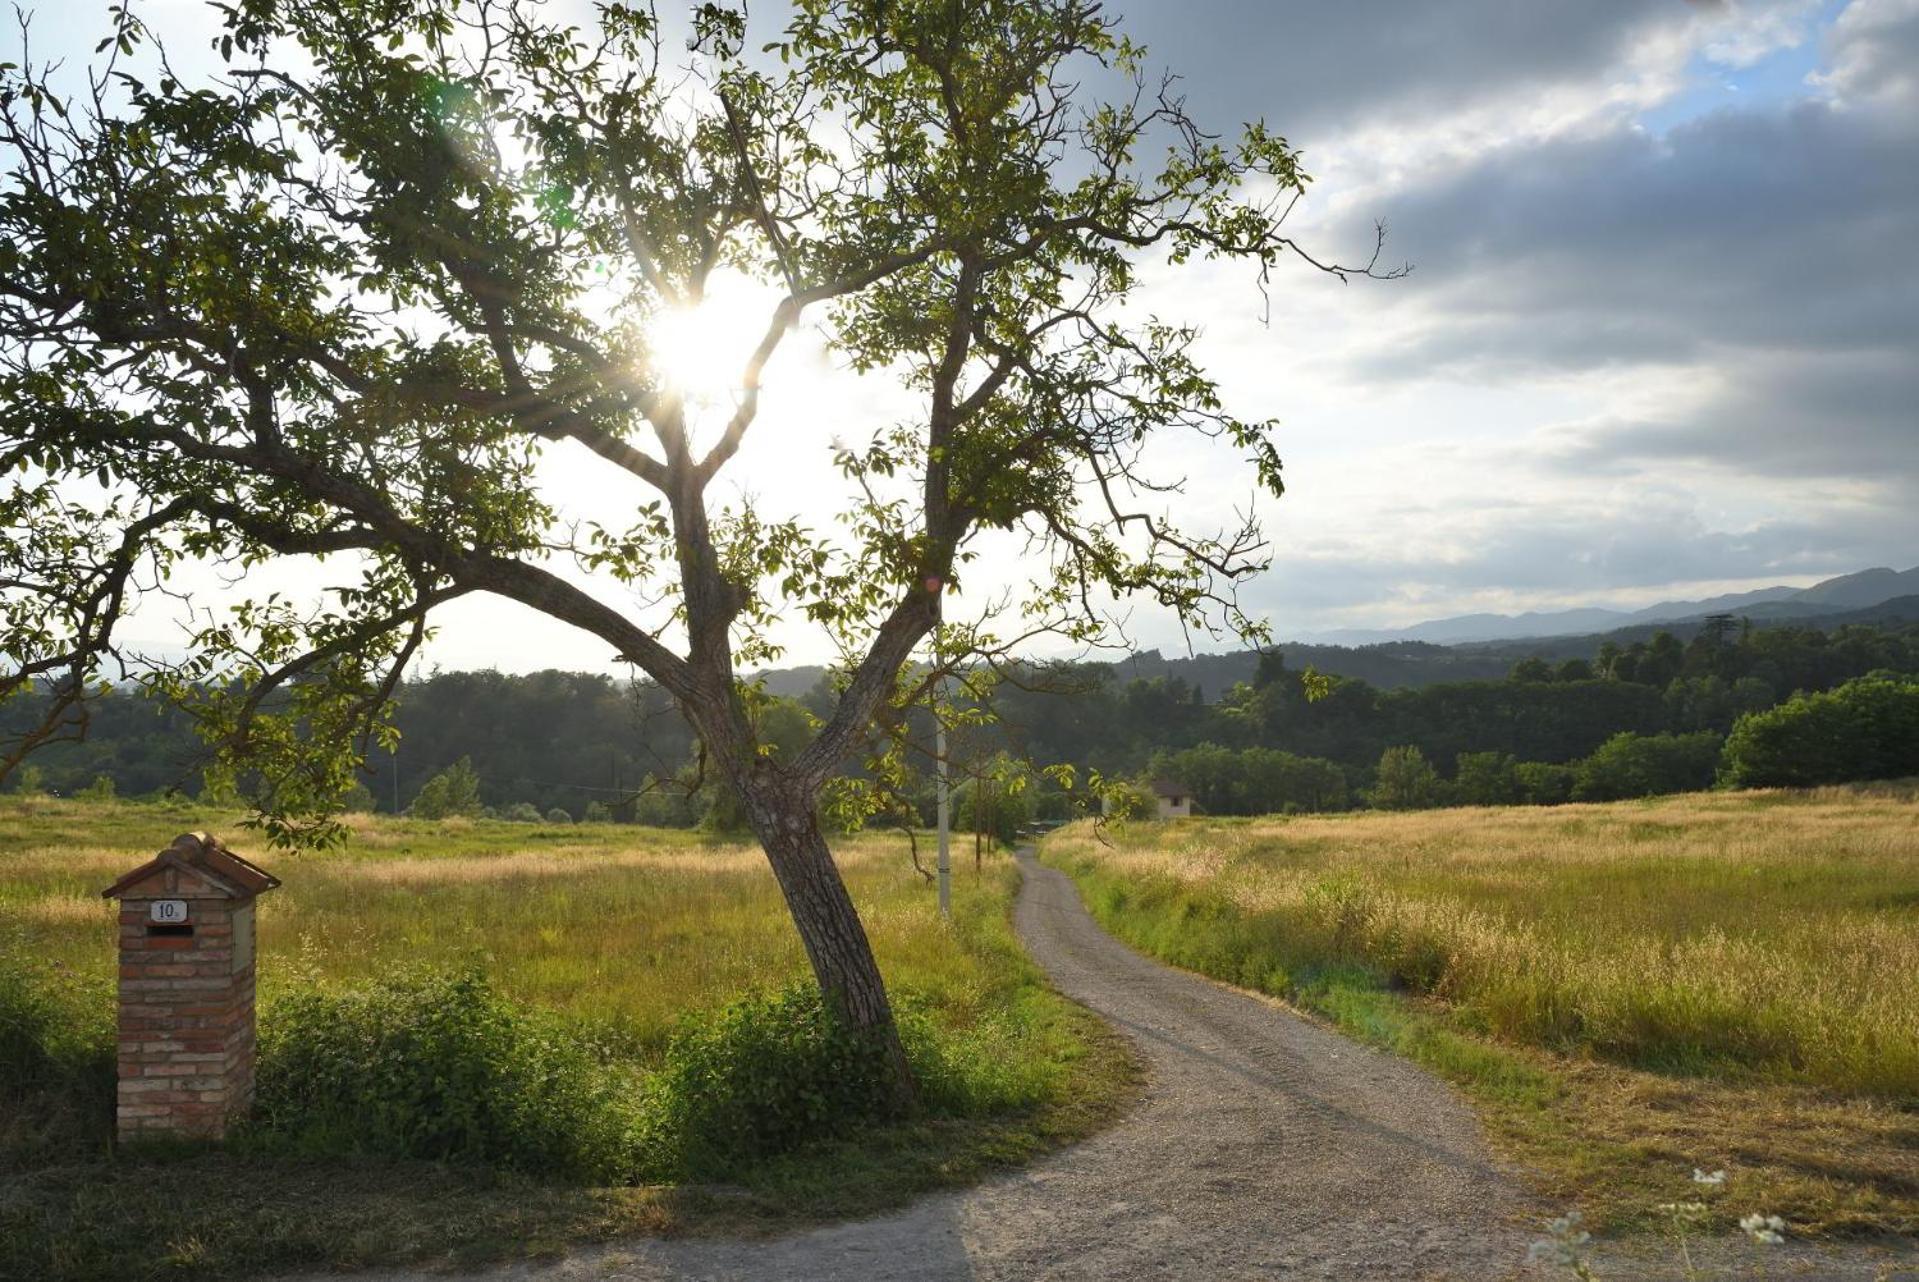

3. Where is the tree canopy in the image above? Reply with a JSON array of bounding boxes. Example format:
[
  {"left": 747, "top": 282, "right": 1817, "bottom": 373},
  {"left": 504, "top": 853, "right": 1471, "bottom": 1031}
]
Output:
[
  {"left": 1, "top": 0, "right": 1396, "bottom": 1093},
  {"left": 0, "top": 0, "right": 1391, "bottom": 830}
]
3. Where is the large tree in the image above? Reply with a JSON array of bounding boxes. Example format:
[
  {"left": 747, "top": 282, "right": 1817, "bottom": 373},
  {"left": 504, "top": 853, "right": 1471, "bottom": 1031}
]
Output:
[{"left": 0, "top": 0, "right": 1390, "bottom": 1096}]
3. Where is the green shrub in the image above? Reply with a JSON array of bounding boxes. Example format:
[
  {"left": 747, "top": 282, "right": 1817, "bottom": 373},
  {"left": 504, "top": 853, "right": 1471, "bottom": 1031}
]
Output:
[
  {"left": 634, "top": 779, "right": 701, "bottom": 827},
  {"left": 5, "top": 944, "right": 1060, "bottom": 1188},
  {"left": 1453, "top": 751, "right": 1519, "bottom": 806},
  {"left": 895, "top": 994, "right": 1058, "bottom": 1120},
  {"left": 501, "top": 801, "right": 544, "bottom": 823},
  {"left": 1513, "top": 760, "right": 1575, "bottom": 805},
  {"left": 1572, "top": 730, "right": 1722, "bottom": 801},
  {"left": 254, "top": 969, "right": 642, "bottom": 1182},
  {"left": 1721, "top": 675, "right": 1919, "bottom": 788},
  {"left": 0, "top": 955, "right": 114, "bottom": 1157},
  {"left": 544, "top": 806, "right": 573, "bottom": 824},
  {"left": 640, "top": 983, "right": 908, "bottom": 1179},
  {"left": 408, "top": 757, "right": 483, "bottom": 819},
  {"left": 1367, "top": 745, "right": 1440, "bottom": 810},
  {"left": 955, "top": 773, "right": 1034, "bottom": 844}
]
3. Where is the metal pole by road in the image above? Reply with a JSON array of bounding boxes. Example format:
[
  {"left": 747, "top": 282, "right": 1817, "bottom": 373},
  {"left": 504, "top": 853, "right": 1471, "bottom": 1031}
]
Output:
[{"left": 935, "top": 680, "right": 951, "bottom": 920}]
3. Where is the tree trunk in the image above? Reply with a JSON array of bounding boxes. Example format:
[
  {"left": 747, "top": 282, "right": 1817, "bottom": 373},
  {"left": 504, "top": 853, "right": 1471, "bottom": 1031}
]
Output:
[{"left": 742, "top": 772, "right": 917, "bottom": 1112}]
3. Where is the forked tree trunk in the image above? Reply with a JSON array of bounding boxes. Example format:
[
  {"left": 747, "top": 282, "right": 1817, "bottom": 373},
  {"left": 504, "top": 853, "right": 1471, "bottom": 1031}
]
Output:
[{"left": 741, "top": 774, "right": 917, "bottom": 1112}]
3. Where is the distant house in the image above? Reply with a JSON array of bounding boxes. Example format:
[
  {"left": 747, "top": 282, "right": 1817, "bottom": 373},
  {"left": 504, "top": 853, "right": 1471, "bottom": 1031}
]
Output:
[
  {"left": 1099, "top": 777, "right": 1195, "bottom": 820},
  {"left": 1150, "top": 778, "right": 1192, "bottom": 820}
]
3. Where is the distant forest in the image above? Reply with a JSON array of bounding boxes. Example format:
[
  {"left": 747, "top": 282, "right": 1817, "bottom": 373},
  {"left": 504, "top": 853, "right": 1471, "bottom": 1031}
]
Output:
[{"left": 6, "top": 617, "right": 1917, "bottom": 824}]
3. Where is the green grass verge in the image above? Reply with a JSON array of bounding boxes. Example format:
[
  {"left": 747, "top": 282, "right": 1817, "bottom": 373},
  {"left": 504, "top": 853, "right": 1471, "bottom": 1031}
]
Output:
[{"left": 2, "top": 1001, "right": 1134, "bottom": 1282}]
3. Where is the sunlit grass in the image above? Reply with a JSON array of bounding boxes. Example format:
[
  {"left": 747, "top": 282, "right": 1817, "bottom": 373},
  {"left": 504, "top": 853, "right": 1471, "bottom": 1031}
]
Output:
[{"left": 0, "top": 796, "right": 1021, "bottom": 1058}]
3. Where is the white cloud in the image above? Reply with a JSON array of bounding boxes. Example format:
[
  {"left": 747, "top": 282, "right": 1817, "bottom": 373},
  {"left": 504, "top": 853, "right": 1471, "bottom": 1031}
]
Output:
[{"left": 1813, "top": 0, "right": 1919, "bottom": 107}]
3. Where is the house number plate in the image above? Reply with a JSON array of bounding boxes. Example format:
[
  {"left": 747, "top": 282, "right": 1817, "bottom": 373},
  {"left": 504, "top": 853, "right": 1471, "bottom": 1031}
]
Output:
[{"left": 149, "top": 899, "right": 189, "bottom": 924}]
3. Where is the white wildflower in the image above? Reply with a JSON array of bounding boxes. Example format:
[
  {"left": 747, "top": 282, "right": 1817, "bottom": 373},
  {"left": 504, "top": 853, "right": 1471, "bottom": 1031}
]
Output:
[
  {"left": 1527, "top": 1212, "right": 1592, "bottom": 1272},
  {"left": 1527, "top": 1239, "right": 1575, "bottom": 1267},
  {"left": 1656, "top": 1200, "right": 1708, "bottom": 1217},
  {"left": 1692, "top": 1168, "right": 1727, "bottom": 1187},
  {"left": 1740, "top": 1212, "right": 1787, "bottom": 1245}
]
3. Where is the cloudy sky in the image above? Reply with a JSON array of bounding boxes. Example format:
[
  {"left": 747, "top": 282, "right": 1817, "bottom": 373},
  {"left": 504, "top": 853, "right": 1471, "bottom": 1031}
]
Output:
[
  {"left": 24, "top": 0, "right": 1919, "bottom": 670},
  {"left": 1105, "top": 0, "right": 1919, "bottom": 640}
]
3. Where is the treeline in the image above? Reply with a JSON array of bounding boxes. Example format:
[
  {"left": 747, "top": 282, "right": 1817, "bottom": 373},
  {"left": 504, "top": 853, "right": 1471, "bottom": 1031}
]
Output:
[
  {"left": 1150, "top": 673, "right": 1919, "bottom": 816},
  {"left": 1148, "top": 729, "right": 1728, "bottom": 816},
  {"left": 983, "top": 619, "right": 1917, "bottom": 772},
  {"left": 0, "top": 670, "right": 697, "bottom": 820},
  {"left": 4, "top": 620, "right": 1916, "bottom": 822}
]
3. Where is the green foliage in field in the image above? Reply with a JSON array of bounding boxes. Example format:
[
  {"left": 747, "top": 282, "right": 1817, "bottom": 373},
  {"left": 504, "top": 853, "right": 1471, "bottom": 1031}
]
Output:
[
  {"left": 640, "top": 984, "right": 907, "bottom": 1179},
  {"left": 409, "top": 756, "right": 484, "bottom": 819},
  {"left": 1722, "top": 676, "right": 1919, "bottom": 788},
  {"left": 1367, "top": 744, "right": 1441, "bottom": 810},
  {"left": 0, "top": 956, "right": 114, "bottom": 1159},
  {"left": 1147, "top": 743, "right": 1350, "bottom": 815},
  {"left": 951, "top": 758, "right": 1035, "bottom": 846},
  {"left": 75, "top": 774, "right": 115, "bottom": 802},
  {"left": 1570, "top": 730, "right": 1722, "bottom": 801},
  {"left": 1513, "top": 759, "right": 1576, "bottom": 805},
  {"left": 255, "top": 969, "right": 647, "bottom": 1182},
  {"left": 0, "top": 798, "right": 1087, "bottom": 1096},
  {"left": 1452, "top": 751, "right": 1520, "bottom": 806}
]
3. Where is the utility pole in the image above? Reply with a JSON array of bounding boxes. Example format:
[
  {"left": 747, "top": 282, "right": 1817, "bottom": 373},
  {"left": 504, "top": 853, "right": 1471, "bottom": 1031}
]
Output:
[{"left": 935, "top": 677, "right": 951, "bottom": 921}]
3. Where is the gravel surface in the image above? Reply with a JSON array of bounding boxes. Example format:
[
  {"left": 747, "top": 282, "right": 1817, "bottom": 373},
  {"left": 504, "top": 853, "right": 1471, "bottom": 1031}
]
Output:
[{"left": 308, "top": 849, "right": 1916, "bottom": 1281}]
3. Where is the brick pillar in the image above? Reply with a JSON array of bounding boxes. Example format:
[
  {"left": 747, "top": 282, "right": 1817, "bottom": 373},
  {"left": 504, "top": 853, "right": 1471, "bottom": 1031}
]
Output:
[{"left": 101, "top": 833, "right": 278, "bottom": 1142}]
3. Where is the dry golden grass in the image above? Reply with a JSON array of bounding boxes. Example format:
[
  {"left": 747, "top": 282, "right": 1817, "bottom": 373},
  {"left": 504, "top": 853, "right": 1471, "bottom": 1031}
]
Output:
[
  {"left": 1046, "top": 783, "right": 1919, "bottom": 1233},
  {"left": 1048, "top": 786, "right": 1919, "bottom": 1096},
  {"left": 0, "top": 796, "right": 1020, "bottom": 1052}
]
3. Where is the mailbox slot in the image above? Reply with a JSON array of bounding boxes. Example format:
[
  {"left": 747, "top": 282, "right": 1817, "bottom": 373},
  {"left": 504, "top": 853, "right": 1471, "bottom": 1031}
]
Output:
[{"left": 146, "top": 923, "right": 195, "bottom": 938}]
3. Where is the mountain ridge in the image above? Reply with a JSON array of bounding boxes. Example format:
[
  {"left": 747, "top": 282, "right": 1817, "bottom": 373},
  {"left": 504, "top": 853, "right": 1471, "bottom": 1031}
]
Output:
[{"left": 1301, "top": 565, "right": 1918, "bottom": 646}]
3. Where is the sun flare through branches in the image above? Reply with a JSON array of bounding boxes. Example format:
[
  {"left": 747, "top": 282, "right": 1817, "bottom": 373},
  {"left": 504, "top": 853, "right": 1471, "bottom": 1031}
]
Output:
[{"left": 645, "top": 271, "right": 791, "bottom": 410}]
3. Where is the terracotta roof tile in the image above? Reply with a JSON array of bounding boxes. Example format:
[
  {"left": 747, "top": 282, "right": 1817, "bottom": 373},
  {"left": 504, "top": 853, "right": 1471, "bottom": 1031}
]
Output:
[{"left": 101, "top": 833, "right": 281, "bottom": 901}]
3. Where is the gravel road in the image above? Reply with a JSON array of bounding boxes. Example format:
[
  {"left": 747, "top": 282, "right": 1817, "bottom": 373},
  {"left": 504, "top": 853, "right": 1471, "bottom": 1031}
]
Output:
[{"left": 307, "top": 849, "right": 1915, "bottom": 1281}]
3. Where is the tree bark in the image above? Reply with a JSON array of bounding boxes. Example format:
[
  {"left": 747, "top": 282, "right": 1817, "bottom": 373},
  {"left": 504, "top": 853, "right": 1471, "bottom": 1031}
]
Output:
[{"left": 741, "top": 767, "right": 917, "bottom": 1112}]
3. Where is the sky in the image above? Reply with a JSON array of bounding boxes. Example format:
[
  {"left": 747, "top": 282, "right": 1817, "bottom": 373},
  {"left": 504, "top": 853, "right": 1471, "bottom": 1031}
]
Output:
[{"left": 18, "top": 0, "right": 1919, "bottom": 672}]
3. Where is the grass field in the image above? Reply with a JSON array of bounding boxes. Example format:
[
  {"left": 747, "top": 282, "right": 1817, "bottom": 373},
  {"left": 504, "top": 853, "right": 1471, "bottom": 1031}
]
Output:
[
  {"left": 0, "top": 796, "right": 1132, "bottom": 1281},
  {"left": 1045, "top": 783, "right": 1919, "bottom": 1236}
]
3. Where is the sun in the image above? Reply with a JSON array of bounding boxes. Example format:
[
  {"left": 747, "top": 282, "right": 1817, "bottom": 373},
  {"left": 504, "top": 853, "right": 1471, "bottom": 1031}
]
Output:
[{"left": 646, "top": 270, "right": 789, "bottom": 409}]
